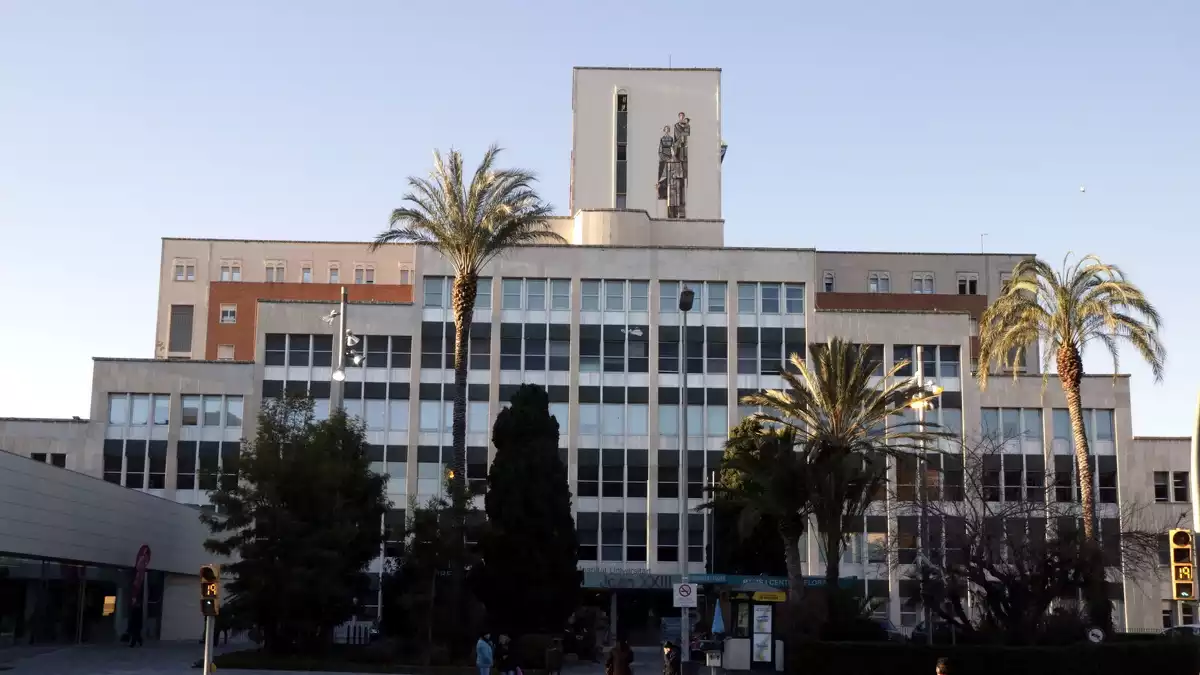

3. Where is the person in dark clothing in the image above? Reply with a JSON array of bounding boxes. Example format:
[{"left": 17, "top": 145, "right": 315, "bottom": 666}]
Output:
[
  {"left": 935, "top": 657, "right": 951, "bottom": 675},
  {"left": 606, "top": 639, "right": 634, "bottom": 675},
  {"left": 496, "top": 634, "right": 516, "bottom": 675},
  {"left": 127, "top": 608, "right": 144, "bottom": 647},
  {"left": 662, "top": 641, "right": 681, "bottom": 675}
]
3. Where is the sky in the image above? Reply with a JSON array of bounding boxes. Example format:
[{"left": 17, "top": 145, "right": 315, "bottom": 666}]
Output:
[{"left": 0, "top": 1, "right": 1196, "bottom": 435}]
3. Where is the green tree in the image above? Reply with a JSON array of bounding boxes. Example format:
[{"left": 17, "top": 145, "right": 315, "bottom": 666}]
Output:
[
  {"left": 711, "top": 418, "right": 812, "bottom": 607},
  {"left": 739, "top": 338, "right": 936, "bottom": 617},
  {"left": 977, "top": 254, "right": 1165, "bottom": 631},
  {"left": 473, "top": 384, "right": 581, "bottom": 635},
  {"left": 201, "top": 395, "right": 388, "bottom": 654},
  {"left": 710, "top": 419, "right": 787, "bottom": 576}
]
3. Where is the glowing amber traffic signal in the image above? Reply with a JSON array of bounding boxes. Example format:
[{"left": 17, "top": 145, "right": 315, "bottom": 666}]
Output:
[
  {"left": 200, "top": 564, "right": 221, "bottom": 616},
  {"left": 1170, "top": 529, "right": 1194, "bottom": 600}
]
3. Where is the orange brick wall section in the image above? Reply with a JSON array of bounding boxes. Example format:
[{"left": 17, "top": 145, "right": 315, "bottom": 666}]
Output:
[
  {"left": 206, "top": 282, "right": 414, "bottom": 361},
  {"left": 814, "top": 292, "right": 987, "bottom": 358}
]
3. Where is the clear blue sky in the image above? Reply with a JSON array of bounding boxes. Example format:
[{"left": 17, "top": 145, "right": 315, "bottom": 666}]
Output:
[{"left": 1, "top": 1, "right": 1196, "bottom": 435}]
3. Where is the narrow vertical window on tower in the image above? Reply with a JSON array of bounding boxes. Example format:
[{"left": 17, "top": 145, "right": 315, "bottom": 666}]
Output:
[{"left": 615, "top": 92, "right": 628, "bottom": 209}]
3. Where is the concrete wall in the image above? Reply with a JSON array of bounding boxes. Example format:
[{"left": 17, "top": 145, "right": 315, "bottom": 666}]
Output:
[
  {"left": 0, "top": 418, "right": 89, "bottom": 470},
  {"left": 570, "top": 210, "right": 724, "bottom": 248},
  {"left": 572, "top": 68, "right": 722, "bottom": 220},
  {"left": 0, "top": 449, "right": 220, "bottom": 575},
  {"left": 158, "top": 238, "right": 418, "bottom": 360}
]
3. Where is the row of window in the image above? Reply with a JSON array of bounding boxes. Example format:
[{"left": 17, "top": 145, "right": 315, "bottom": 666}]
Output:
[
  {"left": 107, "top": 394, "right": 243, "bottom": 428},
  {"left": 1154, "top": 471, "right": 1189, "bottom": 503},
  {"left": 29, "top": 453, "right": 66, "bottom": 468},
  {"left": 822, "top": 271, "right": 985, "bottom": 295},
  {"left": 174, "top": 259, "right": 411, "bottom": 285},
  {"left": 577, "top": 512, "right": 705, "bottom": 563},
  {"left": 422, "top": 277, "right": 805, "bottom": 315},
  {"left": 980, "top": 407, "right": 1116, "bottom": 443}
]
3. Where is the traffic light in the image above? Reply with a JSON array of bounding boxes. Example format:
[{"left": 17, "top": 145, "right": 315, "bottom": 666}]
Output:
[
  {"left": 200, "top": 564, "right": 221, "bottom": 616},
  {"left": 345, "top": 330, "right": 363, "bottom": 368},
  {"left": 1171, "top": 529, "right": 1194, "bottom": 600}
]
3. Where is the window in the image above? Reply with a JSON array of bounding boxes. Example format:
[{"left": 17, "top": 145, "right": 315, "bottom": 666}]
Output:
[
  {"left": 822, "top": 271, "right": 835, "bottom": 292},
  {"left": 419, "top": 401, "right": 440, "bottom": 431},
  {"left": 868, "top": 272, "right": 890, "bottom": 293},
  {"left": 707, "top": 282, "right": 726, "bottom": 312},
  {"left": 1174, "top": 471, "right": 1189, "bottom": 503},
  {"left": 202, "top": 397, "right": 222, "bottom": 426},
  {"left": 660, "top": 281, "right": 679, "bottom": 314},
  {"left": 604, "top": 280, "right": 625, "bottom": 311},
  {"left": 399, "top": 266, "right": 412, "bottom": 284},
  {"left": 174, "top": 261, "right": 196, "bottom": 282},
  {"left": 502, "top": 278, "right": 523, "bottom": 309},
  {"left": 785, "top": 284, "right": 804, "bottom": 313},
  {"left": 630, "top": 281, "right": 649, "bottom": 311},
  {"left": 301, "top": 265, "right": 313, "bottom": 283},
  {"left": 579, "top": 404, "right": 599, "bottom": 435},
  {"left": 355, "top": 265, "right": 375, "bottom": 284},
  {"left": 153, "top": 395, "right": 170, "bottom": 425},
  {"left": 219, "top": 263, "right": 241, "bottom": 281},
  {"left": 108, "top": 394, "right": 128, "bottom": 425},
  {"left": 550, "top": 279, "right": 571, "bottom": 310},
  {"left": 911, "top": 273, "right": 934, "bottom": 294},
  {"left": 265, "top": 262, "right": 286, "bottom": 282},
  {"left": 737, "top": 283, "right": 756, "bottom": 313},
  {"left": 527, "top": 279, "right": 547, "bottom": 310},
  {"left": 1095, "top": 409, "right": 1115, "bottom": 441},
  {"left": 219, "top": 304, "right": 237, "bottom": 324},
  {"left": 217, "top": 344, "right": 235, "bottom": 360},
  {"left": 1164, "top": 600, "right": 1176, "bottom": 629},
  {"left": 957, "top": 273, "right": 978, "bottom": 295},
  {"left": 1154, "top": 472, "right": 1170, "bottom": 503},
  {"left": 329, "top": 265, "right": 340, "bottom": 284},
  {"left": 581, "top": 280, "right": 601, "bottom": 311},
  {"left": 759, "top": 284, "right": 780, "bottom": 313},
  {"left": 222, "top": 397, "right": 242, "bottom": 427},
  {"left": 615, "top": 92, "right": 628, "bottom": 208},
  {"left": 601, "top": 404, "right": 625, "bottom": 435},
  {"left": 130, "top": 395, "right": 149, "bottom": 425},
  {"left": 468, "top": 402, "right": 490, "bottom": 433},
  {"left": 181, "top": 396, "right": 200, "bottom": 426},
  {"left": 424, "top": 276, "right": 445, "bottom": 307},
  {"left": 168, "top": 304, "right": 194, "bottom": 353}
]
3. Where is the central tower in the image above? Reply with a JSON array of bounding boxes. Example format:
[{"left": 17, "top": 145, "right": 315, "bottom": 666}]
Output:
[{"left": 570, "top": 67, "right": 723, "bottom": 221}]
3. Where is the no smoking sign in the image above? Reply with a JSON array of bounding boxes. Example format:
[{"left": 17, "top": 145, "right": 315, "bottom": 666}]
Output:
[{"left": 674, "top": 582, "right": 698, "bottom": 608}]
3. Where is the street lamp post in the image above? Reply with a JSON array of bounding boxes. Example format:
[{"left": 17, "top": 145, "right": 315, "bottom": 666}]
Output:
[
  {"left": 330, "top": 287, "right": 349, "bottom": 410},
  {"left": 911, "top": 346, "right": 943, "bottom": 646},
  {"left": 678, "top": 285, "right": 695, "bottom": 659}
]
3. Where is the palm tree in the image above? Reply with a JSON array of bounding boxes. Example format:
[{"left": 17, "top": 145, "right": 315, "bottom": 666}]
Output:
[
  {"left": 712, "top": 418, "right": 813, "bottom": 607},
  {"left": 370, "top": 145, "right": 563, "bottom": 498},
  {"left": 740, "top": 338, "right": 941, "bottom": 615},
  {"left": 977, "top": 254, "right": 1165, "bottom": 630}
]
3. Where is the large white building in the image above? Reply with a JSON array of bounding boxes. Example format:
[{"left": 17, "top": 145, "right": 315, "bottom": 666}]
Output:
[{"left": 1, "top": 67, "right": 1193, "bottom": 641}]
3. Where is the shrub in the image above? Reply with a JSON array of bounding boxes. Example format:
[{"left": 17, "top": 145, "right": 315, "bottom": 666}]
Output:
[{"left": 789, "top": 641, "right": 1199, "bottom": 675}]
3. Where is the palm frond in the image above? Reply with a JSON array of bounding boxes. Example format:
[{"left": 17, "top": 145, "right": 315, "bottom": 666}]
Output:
[
  {"left": 977, "top": 253, "right": 1165, "bottom": 387},
  {"left": 370, "top": 146, "right": 565, "bottom": 275}
]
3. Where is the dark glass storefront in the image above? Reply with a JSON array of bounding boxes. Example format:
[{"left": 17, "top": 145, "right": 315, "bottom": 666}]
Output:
[{"left": 0, "top": 555, "right": 164, "bottom": 648}]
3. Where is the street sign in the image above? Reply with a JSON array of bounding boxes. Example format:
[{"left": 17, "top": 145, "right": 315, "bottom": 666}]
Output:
[{"left": 674, "top": 582, "right": 697, "bottom": 608}]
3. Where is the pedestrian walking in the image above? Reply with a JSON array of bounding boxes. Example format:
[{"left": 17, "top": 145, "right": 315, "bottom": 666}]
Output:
[
  {"left": 477, "top": 632, "right": 495, "bottom": 675},
  {"left": 662, "top": 641, "right": 681, "bottom": 675},
  {"left": 606, "top": 639, "right": 634, "bottom": 675}
]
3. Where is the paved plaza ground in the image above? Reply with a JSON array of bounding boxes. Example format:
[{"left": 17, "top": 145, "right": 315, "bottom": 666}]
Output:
[{"left": 0, "top": 640, "right": 642, "bottom": 675}]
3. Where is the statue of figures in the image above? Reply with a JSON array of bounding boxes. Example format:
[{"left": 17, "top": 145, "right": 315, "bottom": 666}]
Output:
[
  {"left": 657, "top": 125, "right": 674, "bottom": 200},
  {"left": 655, "top": 112, "right": 690, "bottom": 218}
]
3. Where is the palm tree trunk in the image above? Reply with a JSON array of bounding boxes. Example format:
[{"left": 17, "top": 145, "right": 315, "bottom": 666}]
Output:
[
  {"left": 450, "top": 273, "right": 478, "bottom": 493},
  {"left": 449, "top": 272, "right": 478, "bottom": 655},
  {"left": 1057, "top": 344, "right": 1111, "bottom": 632},
  {"left": 780, "top": 524, "right": 805, "bottom": 607}
]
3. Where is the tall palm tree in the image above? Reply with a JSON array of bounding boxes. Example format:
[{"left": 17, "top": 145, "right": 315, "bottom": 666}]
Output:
[
  {"left": 977, "top": 256, "right": 1165, "bottom": 539},
  {"left": 370, "top": 145, "right": 563, "bottom": 497},
  {"left": 738, "top": 338, "right": 941, "bottom": 612},
  {"left": 977, "top": 254, "right": 1165, "bottom": 630}
]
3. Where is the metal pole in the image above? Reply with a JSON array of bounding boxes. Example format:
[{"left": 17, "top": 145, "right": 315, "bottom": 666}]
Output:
[
  {"left": 331, "top": 286, "right": 348, "bottom": 410},
  {"left": 202, "top": 616, "right": 212, "bottom": 675},
  {"left": 916, "top": 346, "right": 932, "bottom": 646},
  {"left": 679, "top": 304, "right": 690, "bottom": 659}
]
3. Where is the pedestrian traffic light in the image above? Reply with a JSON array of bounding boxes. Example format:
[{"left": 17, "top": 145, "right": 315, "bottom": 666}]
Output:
[
  {"left": 200, "top": 564, "right": 220, "bottom": 616},
  {"left": 1170, "top": 529, "right": 1194, "bottom": 600}
]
